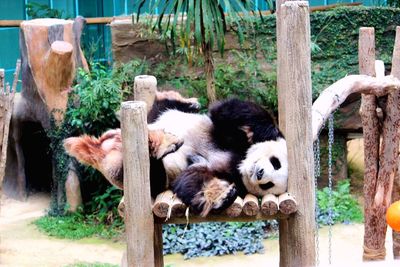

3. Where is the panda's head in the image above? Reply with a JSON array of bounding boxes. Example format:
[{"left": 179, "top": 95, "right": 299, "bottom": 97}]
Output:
[{"left": 239, "top": 138, "right": 288, "bottom": 196}]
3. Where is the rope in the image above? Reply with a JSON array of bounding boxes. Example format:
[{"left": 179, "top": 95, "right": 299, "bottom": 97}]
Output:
[{"left": 363, "top": 245, "right": 386, "bottom": 260}]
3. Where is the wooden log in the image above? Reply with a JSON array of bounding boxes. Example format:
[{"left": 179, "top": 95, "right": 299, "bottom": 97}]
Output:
[
  {"left": 65, "top": 162, "right": 82, "bottom": 212},
  {"left": 153, "top": 190, "right": 174, "bottom": 218},
  {"left": 7, "top": 17, "right": 88, "bottom": 199},
  {"left": 225, "top": 196, "right": 244, "bottom": 217},
  {"left": 311, "top": 74, "right": 400, "bottom": 141},
  {"left": 277, "top": 2, "right": 316, "bottom": 267},
  {"left": 154, "top": 224, "right": 164, "bottom": 267},
  {"left": 121, "top": 101, "right": 155, "bottom": 267},
  {"left": 278, "top": 193, "right": 298, "bottom": 215},
  {"left": 0, "top": 69, "right": 3, "bottom": 91},
  {"left": 0, "top": 63, "right": 17, "bottom": 190},
  {"left": 155, "top": 212, "right": 289, "bottom": 224},
  {"left": 358, "top": 27, "right": 381, "bottom": 262},
  {"left": 261, "top": 194, "right": 279, "bottom": 216},
  {"left": 133, "top": 75, "right": 157, "bottom": 113},
  {"left": 170, "top": 195, "right": 186, "bottom": 217},
  {"left": 276, "top": 0, "right": 289, "bottom": 134},
  {"left": 393, "top": 165, "right": 400, "bottom": 259},
  {"left": 19, "top": 18, "right": 86, "bottom": 124},
  {"left": 242, "top": 194, "right": 259, "bottom": 216}
]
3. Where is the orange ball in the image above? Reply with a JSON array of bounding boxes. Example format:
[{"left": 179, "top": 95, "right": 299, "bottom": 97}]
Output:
[{"left": 386, "top": 200, "right": 400, "bottom": 232}]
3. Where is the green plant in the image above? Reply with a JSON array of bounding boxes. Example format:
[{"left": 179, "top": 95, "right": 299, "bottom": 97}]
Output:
[
  {"left": 135, "top": 0, "right": 254, "bottom": 102},
  {"left": 26, "top": 2, "right": 71, "bottom": 19},
  {"left": 67, "top": 63, "right": 122, "bottom": 136},
  {"left": 34, "top": 214, "right": 105, "bottom": 239},
  {"left": 163, "top": 221, "right": 275, "bottom": 258},
  {"left": 317, "top": 179, "right": 363, "bottom": 225},
  {"left": 387, "top": 0, "right": 400, "bottom": 8}
]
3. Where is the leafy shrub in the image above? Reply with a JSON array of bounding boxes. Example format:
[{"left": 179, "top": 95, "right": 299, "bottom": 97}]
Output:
[
  {"left": 317, "top": 179, "right": 363, "bottom": 225},
  {"left": 163, "top": 221, "right": 276, "bottom": 259},
  {"left": 67, "top": 63, "right": 122, "bottom": 136}
]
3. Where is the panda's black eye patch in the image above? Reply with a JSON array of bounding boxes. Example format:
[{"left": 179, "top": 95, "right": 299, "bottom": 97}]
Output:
[{"left": 270, "top": 156, "right": 281, "bottom": 170}]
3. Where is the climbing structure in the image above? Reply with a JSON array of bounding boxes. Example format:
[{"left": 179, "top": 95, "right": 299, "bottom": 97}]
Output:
[{"left": 120, "top": 1, "right": 400, "bottom": 266}]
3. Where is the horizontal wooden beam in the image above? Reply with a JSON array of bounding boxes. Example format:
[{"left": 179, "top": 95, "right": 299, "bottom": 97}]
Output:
[
  {"left": 0, "top": 2, "right": 362, "bottom": 28},
  {"left": 154, "top": 212, "right": 289, "bottom": 224}
]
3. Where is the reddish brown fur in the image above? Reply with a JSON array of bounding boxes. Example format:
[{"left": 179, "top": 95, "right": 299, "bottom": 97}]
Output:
[{"left": 64, "top": 129, "right": 122, "bottom": 168}]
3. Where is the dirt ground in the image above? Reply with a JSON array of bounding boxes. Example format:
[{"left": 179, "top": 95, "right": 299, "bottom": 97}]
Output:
[{"left": 1, "top": 193, "right": 399, "bottom": 267}]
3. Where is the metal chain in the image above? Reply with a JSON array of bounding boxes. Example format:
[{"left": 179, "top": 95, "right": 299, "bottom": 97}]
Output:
[
  {"left": 313, "top": 138, "right": 321, "bottom": 266},
  {"left": 327, "top": 114, "right": 335, "bottom": 265}
]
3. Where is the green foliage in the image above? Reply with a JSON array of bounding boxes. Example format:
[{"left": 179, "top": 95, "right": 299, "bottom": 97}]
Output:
[
  {"left": 47, "top": 59, "right": 147, "bottom": 218},
  {"left": 135, "top": 0, "right": 251, "bottom": 56},
  {"left": 46, "top": 117, "right": 70, "bottom": 216},
  {"left": 26, "top": 2, "right": 71, "bottom": 19},
  {"left": 34, "top": 213, "right": 121, "bottom": 240},
  {"left": 163, "top": 221, "right": 276, "bottom": 259},
  {"left": 387, "top": 0, "right": 400, "bottom": 7},
  {"left": 67, "top": 63, "right": 122, "bottom": 136},
  {"left": 317, "top": 180, "right": 363, "bottom": 225}
]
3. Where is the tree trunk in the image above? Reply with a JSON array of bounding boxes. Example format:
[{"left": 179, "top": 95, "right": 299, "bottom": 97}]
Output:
[
  {"left": 6, "top": 17, "right": 88, "bottom": 199},
  {"left": 203, "top": 42, "right": 216, "bottom": 103},
  {"left": 390, "top": 26, "right": 400, "bottom": 260},
  {"left": 0, "top": 64, "right": 17, "bottom": 190},
  {"left": 392, "top": 167, "right": 400, "bottom": 259}
]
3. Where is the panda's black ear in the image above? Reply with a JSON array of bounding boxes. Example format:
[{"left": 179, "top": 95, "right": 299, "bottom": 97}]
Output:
[{"left": 240, "top": 126, "right": 254, "bottom": 143}]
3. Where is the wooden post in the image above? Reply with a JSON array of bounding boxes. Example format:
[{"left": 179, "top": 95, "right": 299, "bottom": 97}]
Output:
[
  {"left": 390, "top": 26, "right": 400, "bottom": 260},
  {"left": 276, "top": 0, "right": 290, "bottom": 133},
  {"left": 121, "top": 101, "right": 155, "bottom": 267},
  {"left": 277, "top": 2, "right": 316, "bottom": 267},
  {"left": 134, "top": 75, "right": 164, "bottom": 266},
  {"left": 134, "top": 75, "right": 157, "bottom": 114},
  {"left": 358, "top": 27, "right": 382, "bottom": 261},
  {"left": 0, "top": 62, "right": 17, "bottom": 190}
]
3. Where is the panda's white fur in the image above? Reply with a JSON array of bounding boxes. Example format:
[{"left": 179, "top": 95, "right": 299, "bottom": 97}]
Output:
[{"left": 239, "top": 138, "right": 288, "bottom": 196}]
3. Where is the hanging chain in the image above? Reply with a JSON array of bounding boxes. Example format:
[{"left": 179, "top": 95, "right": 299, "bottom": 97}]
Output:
[
  {"left": 313, "top": 137, "right": 321, "bottom": 266},
  {"left": 327, "top": 114, "right": 335, "bottom": 265}
]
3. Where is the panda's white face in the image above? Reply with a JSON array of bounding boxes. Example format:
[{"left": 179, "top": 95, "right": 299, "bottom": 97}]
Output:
[{"left": 239, "top": 138, "right": 288, "bottom": 196}]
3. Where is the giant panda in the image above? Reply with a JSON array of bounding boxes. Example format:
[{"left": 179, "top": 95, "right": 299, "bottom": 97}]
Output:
[
  {"left": 64, "top": 96, "right": 288, "bottom": 217},
  {"left": 166, "top": 98, "right": 288, "bottom": 216}
]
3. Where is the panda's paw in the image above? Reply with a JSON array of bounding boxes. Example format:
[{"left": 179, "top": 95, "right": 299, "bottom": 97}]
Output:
[
  {"left": 172, "top": 167, "right": 237, "bottom": 217},
  {"left": 193, "top": 178, "right": 237, "bottom": 217},
  {"left": 187, "top": 98, "right": 201, "bottom": 110},
  {"left": 149, "top": 129, "right": 183, "bottom": 159}
]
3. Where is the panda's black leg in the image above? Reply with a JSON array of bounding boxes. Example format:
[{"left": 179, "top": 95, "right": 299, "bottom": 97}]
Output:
[{"left": 171, "top": 166, "right": 237, "bottom": 217}]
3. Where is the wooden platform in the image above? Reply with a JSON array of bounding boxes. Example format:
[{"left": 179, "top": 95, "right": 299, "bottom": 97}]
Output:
[{"left": 150, "top": 190, "right": 298, "bottom": 224}]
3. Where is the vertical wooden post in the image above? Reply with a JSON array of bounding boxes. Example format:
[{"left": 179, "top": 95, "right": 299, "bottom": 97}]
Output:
[
  {"left": 0, "top": 64, "right": 17, "bottom": 190},
  {"left": 276, "top": 0, "right": 290, "bottom": 133},
  {"left": 0, "top": 69, "right": 4, "bottom": 91},
  {"left": 277, "top": 2, "right": 316, "bottom": 267},
  {"left": 389, "top": 26, "right": 400, "bottom": 260},
  {"left": 134, "top": 75, "right": 157, "bottom": 114},
  {"left": 121, "top": 101, "right": 155, "bottom": 267},
  {"left": 358, "top": 27, "right": 381, "bottom": 261},
  {"left": 133, "top": 75, "right": 164, "bottom": 266}
]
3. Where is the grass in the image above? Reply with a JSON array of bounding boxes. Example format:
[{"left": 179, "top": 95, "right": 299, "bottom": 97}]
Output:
[{"left": 33, "top": 213, "right": 122, "bottom": 240}]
